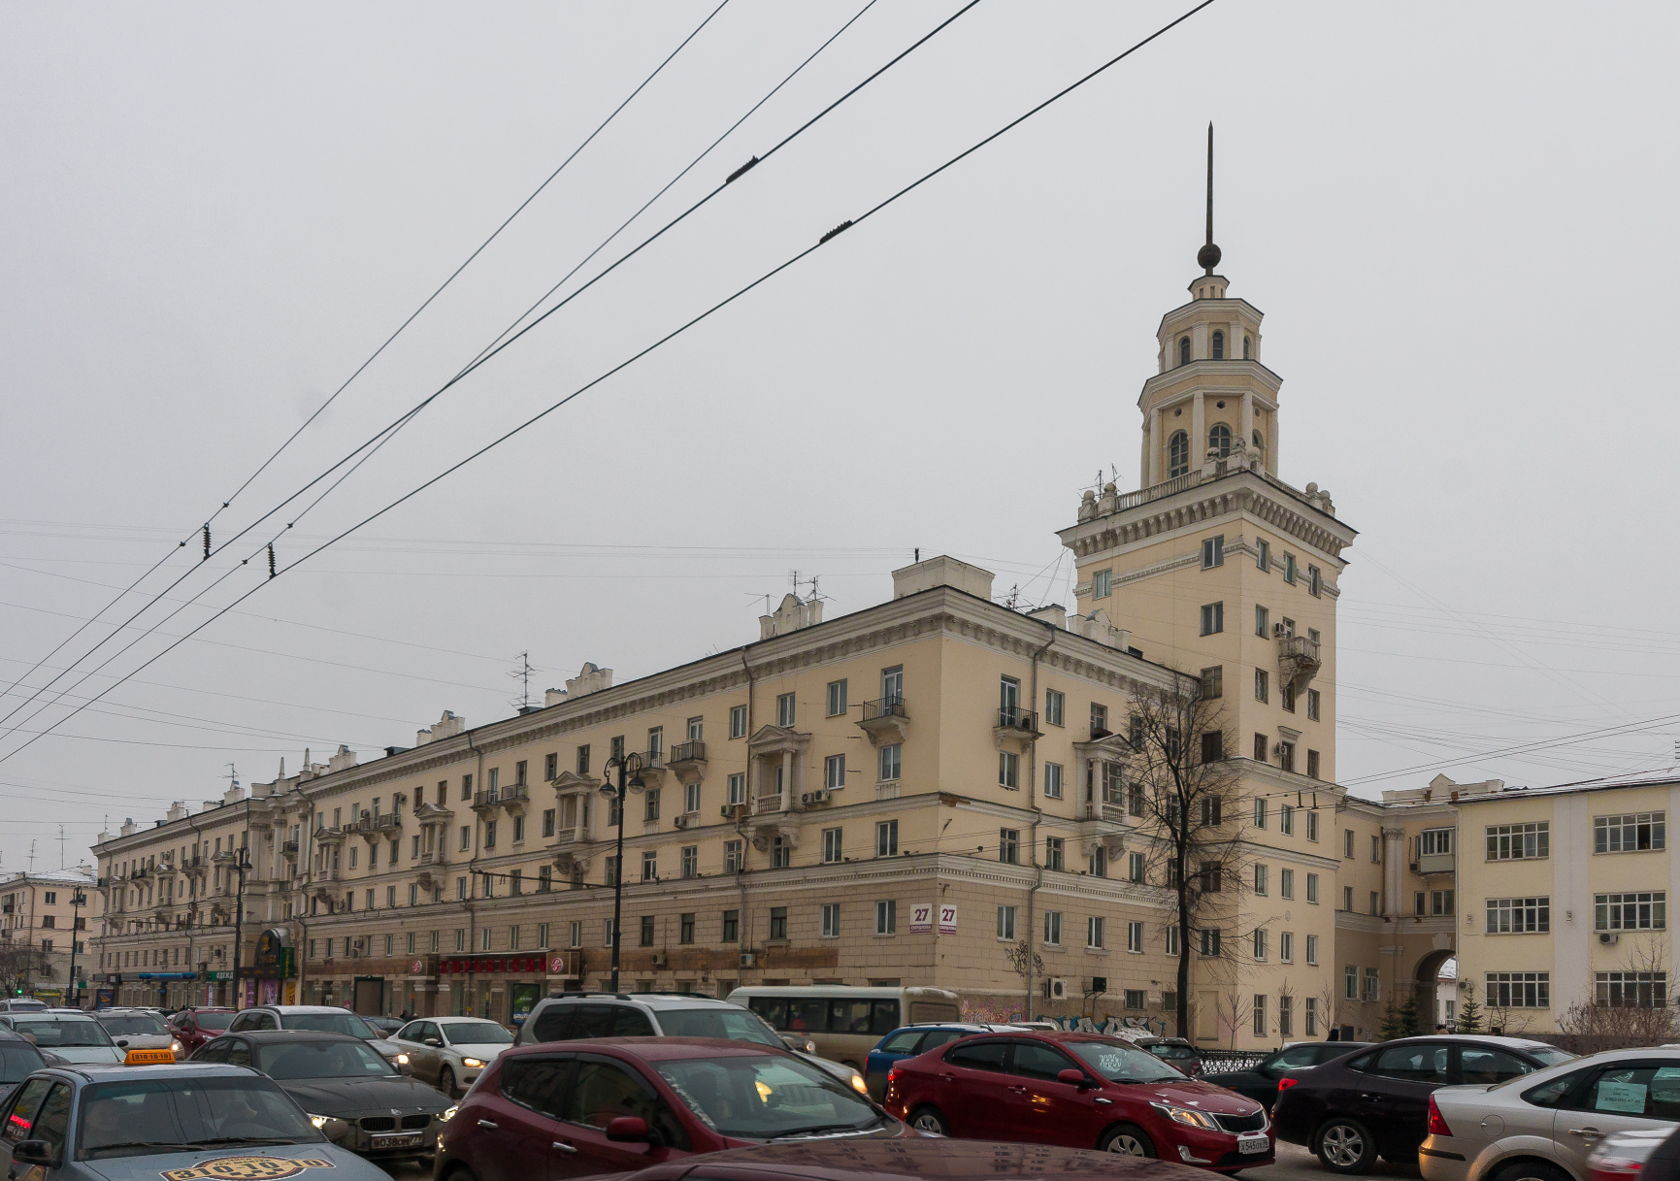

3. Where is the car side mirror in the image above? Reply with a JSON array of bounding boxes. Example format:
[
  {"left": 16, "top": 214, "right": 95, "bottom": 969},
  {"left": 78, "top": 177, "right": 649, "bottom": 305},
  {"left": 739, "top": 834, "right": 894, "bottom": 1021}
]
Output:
[
  {"left": 605, "top": 1116, "right": 650, "bottom": 1144},
  {"left": 424, "top": 1038, "right": 443, "bottom": 1047},
  {"left": 1057, "top": 1068, "right": 1095, "bottom": 1089},
  {"left": 116, "top": 1038, "right": 130, "bottom": 1047},
  {"left": 13, "top": 1140, "right": 59, "bottom": 1167}
]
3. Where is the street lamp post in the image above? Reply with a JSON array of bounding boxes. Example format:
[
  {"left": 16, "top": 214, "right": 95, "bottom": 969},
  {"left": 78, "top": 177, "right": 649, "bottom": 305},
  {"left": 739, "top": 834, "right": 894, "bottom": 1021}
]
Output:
[
  {"left": 65, "top": 890, "right": 86, "bottom": 1009},
  {"left": 599, "top": 752, "right": 644, "bottom": 993},
  {"left": 230, "top": 846, "right": 252, "bottom": 1009}
]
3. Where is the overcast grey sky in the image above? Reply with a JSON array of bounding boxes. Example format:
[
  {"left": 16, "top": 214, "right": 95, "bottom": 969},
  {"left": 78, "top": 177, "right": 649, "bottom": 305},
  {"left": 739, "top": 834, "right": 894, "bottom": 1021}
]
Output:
[{"left": 4, "top": 1, "right": 1677, "bottom": 874}]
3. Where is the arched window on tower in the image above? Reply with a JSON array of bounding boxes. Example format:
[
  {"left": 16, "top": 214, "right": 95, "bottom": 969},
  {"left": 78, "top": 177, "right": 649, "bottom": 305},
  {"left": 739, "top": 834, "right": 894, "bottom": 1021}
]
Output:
[
  {"left": 1243, "top": 335, "right": 1252, "bottom": 360},
  {"left": 1178, "top": 336, "right": 1190, "bottom": 367},
  {"left": 1209, "top": 424, "right": 1233, "bottom": 457},
  {"left": 1168, "top": 430, "right": 1190, "bottom": 478},
  {"left": 1252, "top": 430, "right": 1265, "bottom": 464},
  {"left": 1212, "top": 331, "right": 1225, "bottom": 360}
]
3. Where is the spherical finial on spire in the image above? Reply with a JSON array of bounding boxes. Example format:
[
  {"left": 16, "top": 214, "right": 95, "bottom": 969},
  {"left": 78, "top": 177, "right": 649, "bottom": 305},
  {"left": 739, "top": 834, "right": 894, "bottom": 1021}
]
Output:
[{"left": 1198, "top": 242, "right": 1222, "bottom": 273}]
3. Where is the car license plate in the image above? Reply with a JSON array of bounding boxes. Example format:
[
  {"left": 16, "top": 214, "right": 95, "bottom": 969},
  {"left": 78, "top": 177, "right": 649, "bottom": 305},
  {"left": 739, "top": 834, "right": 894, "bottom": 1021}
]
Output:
[
  {"left": 126, "top": 1049, "right": 175, "bottom": 1064},
  {"left": 372, "top": 1133, "right": 424, "bottom": 1149},
  {"left": 1238, "top": 1134, "right": 1269, "bottom": 1155}
]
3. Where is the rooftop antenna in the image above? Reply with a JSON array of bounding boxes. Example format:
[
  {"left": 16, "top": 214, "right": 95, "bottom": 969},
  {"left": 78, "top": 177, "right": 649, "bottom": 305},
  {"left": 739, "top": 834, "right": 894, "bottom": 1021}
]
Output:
[
  {"left": 27, "top": 839, "right": 36, "bottom": 875},
  {"left": 1003, "top": 583, "right": 1023, "bottom": 610},
  {"left": 1198, "top": 122, "right": 1221, "bottom": 275},
  {"left": 509, "top": 651, "right": 536, "bottom": 711},
  {"left": 57, "top": 825, "right": 66, "bottom": 870},
  {"left": 225, "top": 763, "right": 240, "bottom": 792}
]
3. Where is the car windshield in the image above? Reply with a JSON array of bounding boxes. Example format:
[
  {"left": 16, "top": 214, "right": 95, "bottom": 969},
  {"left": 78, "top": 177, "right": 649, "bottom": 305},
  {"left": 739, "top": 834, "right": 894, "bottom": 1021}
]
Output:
[
  {"left": 657, "top": 1054, "right": 883, "bottom": 1140},
  {"left": 284, "top": 1012, "right": 376, "bottom": 1038},
  {"left": 656, "top": 1008, "right": 782, "bottom": 1047},
  {"left": 194, "top": 1012, "right": 235, "bottom": 1031},
  {"left": 257, "top": 1039, "right": 394, "bottom": 1080},
  {"left": 0, "top": 1043, "right": 46, "bottom": 1082},
  {"left": 79, "top": 1076, "right": 320, "bottom": 1159},
  {"left": 1068, "top": 1040, "right": 1188, "bottom": 1083},
  {"left": 98, "top": 1014, "right": 169, "bottom": 1037},
  {"left": 1149, "top": 1044, "right": 1197, "bottom": 1060},
  {"left": 1526, "top": 1047, "right": 1578, "bottom": 1067},
  {"left": 444, "top": 1021, "right": 512, "bottom": 1045},
  {"left": 10, "top": 1019, "right": 113, "bottom": 1048}
]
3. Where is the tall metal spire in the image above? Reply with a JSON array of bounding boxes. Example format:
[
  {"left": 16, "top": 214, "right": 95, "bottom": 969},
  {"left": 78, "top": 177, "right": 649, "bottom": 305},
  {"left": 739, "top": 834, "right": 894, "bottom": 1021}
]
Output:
[{"left": 1197, "top": 122, "right": 1222, "bottom": 275}]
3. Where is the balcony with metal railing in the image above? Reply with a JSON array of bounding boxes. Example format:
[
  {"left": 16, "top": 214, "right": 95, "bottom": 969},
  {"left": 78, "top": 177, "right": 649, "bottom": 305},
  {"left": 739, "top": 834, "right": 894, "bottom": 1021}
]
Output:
[
  {"left": 667, "top": 741, "right": 707, "bottom": 782},
  {"left": 1278, "top": 634, "right": 1322, "bottom": 686},
  {"left": 857, "top": 696, "right": 909, "bottom": 745},
  {"left": 993, "top": 708, "right": 1041, "bottom": 749}
]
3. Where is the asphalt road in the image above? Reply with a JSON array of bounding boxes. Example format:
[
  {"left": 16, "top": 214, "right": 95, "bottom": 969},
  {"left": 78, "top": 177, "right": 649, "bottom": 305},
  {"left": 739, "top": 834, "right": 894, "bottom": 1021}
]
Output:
[{"left": 1248, "top": 1141, "right": 1421, "bottom": 1181}]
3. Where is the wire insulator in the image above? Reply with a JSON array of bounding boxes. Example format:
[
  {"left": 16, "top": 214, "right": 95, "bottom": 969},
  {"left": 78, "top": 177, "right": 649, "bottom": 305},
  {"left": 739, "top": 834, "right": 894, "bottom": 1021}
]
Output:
[
  {"left": 202, "top": 526, "right": 211, "bottom": 561},
  {"left": 726, "top": 156, "right": 760, "bottom": 183},
  {"left": 819, "top": 219, "right": 853, "bottom": 244},
  {"left": 267, "top": 545, "right": 277, "bottom": 579}
]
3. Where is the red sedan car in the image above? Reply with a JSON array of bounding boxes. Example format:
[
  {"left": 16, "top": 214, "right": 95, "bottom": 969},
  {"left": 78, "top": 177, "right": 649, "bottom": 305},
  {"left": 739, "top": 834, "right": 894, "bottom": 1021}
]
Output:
[
  {"left": 884, "top": 1031, "right": 1273, "bottom": 1172},
  {"left": 436, "top": 1037, "right": 908, "bottom": 1181},
  {"left": 165, "top": 1006, "right": 237, "bottom": 1053}
]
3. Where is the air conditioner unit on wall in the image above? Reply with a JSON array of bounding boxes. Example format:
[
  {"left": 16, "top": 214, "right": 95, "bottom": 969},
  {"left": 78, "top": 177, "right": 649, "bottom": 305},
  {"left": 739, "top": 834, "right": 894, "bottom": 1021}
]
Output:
[
  {"left": 672, "top": 814, "right": 689, "bottom": 829},
  {"left": 1043, "top": 977, "right": 1068, "bottom": 1000},
  {"left": 740, "top": 952, "right": 756, "bottom": 968},
  {"left": 1599, "top": 932, "right": 1620, "bottom": 945},
  {"left": 801, "top": 789, "right": 830, "bottom": 806}
]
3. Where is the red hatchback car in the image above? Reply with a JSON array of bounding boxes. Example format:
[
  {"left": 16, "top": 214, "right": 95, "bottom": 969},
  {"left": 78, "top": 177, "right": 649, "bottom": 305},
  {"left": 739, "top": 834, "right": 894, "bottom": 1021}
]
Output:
[
  {"left": 884, "top": 1031, "right": 1273, "bottom": 1172},
  {"left": 166, "top": 1006, "right": 237, "bottom": 1053},
  {"left": 436, "top": 1037, "right": 908, "bottom": 1181}
]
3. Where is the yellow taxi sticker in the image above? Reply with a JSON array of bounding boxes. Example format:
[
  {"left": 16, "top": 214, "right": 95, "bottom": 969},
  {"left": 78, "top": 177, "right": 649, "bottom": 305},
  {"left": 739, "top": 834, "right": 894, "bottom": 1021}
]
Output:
[
  {"left": 126, "top": 1049, "right": 177, "bottom": 1065},
  {"left": 162, "top": 1157, "right": 335, "bottom": 1181}
]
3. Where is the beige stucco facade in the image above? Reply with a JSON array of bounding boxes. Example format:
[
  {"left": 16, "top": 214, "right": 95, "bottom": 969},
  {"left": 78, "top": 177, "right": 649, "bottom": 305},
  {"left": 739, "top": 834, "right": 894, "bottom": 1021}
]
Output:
[{"left": 0, "top": 868, "right": 98, "bottom": 1002}]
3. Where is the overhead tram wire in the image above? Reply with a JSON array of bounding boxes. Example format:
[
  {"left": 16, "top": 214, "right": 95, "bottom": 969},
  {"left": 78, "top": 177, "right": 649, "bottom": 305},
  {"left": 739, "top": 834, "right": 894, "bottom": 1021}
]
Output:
[
  {"left": 0, "top": 0, "right": 1219, "bottom": 771},
  {"left": 0, "top": 2, "right": 732, "bottom": 731},
  {"left": 0, "top": 1, "right": 966, "bottom": 740}
]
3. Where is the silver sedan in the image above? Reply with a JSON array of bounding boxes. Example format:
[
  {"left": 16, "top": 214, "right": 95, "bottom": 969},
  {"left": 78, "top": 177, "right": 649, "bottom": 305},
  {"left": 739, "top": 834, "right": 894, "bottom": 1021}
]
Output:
[
  {"left": 1421, "top": 1047, "right": 1680, "bottom": 1181},
  {"left": 386, "top": 1017, "right": 512, "bottom": 1097}
]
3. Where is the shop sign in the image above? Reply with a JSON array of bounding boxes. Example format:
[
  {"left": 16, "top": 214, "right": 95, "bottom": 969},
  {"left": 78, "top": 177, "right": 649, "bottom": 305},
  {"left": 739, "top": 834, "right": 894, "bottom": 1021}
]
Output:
[
  {"left": 909, "top": 904, "right": 933, "bottom": 934},
  {"left": 937, "top": 905, "right": 958, "bottom": 934},
  {"left": 438, "top": 954, "right": 547, "bottom": 975},
  {"left": 249, "top": 929, "right": 296, "bottom": 980}
]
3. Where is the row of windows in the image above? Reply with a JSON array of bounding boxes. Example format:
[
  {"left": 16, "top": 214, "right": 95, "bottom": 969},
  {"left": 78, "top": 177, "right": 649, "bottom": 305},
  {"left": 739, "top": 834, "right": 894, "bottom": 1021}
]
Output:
[
  {"left": 1481, "top": 815, "right": 1665, "bottom": 862},
  {"left": 1175, "top": 329, "right": 1252, "bottom": 366},
  {"left": 1483, "top": 972, "right": 1673, "bottom": 1009}
]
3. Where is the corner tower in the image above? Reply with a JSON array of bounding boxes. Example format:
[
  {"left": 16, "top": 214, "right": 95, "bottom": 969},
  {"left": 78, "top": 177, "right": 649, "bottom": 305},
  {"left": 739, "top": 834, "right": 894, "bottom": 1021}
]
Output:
[{"left": 1057, "top": 128, "right": 1356, "bottom": 783}]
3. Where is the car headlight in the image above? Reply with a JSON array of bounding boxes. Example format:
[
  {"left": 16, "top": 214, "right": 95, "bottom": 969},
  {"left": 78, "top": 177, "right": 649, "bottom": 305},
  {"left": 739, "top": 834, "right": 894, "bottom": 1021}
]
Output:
[
  {"left": 439, "top": 1106, "right": 458, "bottom": 1123},
  {"left": 1150, "top": 1102, "right": 1221, "bottom": 1131},
  {"left": 171, "top": 1041, "right": 184, "bottom": 1055},
  {"left": 849, "top": 1072, "right": 869, "bottom": 1096},
  {"left": 308, "top": 1114, "right": 347, "bottom": 1134},
  {"left": 461, "top": 1058, "right": 485, "bottom": 1069},
  {"left": 394, "top": 1052, "right": 410, "bottom": 1066}
]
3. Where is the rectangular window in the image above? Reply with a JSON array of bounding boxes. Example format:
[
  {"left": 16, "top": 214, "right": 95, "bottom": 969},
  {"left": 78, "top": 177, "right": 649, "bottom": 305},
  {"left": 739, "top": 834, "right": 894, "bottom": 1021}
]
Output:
[
  {"left": 1253, "top": 797, "right": 1267, "bottom": 828},
  {"left": 825, "top": 754, "right": 846, "bottom": 791},
  {"left": 822, "top": 827, "right": 843, "bottom": 864},
  {"left": 1045, "top": 689, "right": 1065, "bottom": 726},
  {"left": 1595, "top": 971, "right": 1668, "bottom": 1007},
  {"left": 722, "top": 910, "right": 739, "bottom": 942},
  {"left": 1344, "top": 965, "right": 1359, "bottom": 999},
  {"left": 1200, "top": 731, "right": 1224, "bottom": 763},
  {"left": 1280, "top": 803, "right": 1295, "bottom": 836},
  {"left": 1283, "top": 553, "right": 1297, "bottom": 584},
  {"left": 1486, "top": 897, "right": 1551, "bottom": 934},
  {"left": 1308, "top": 810, "right": 1321, "bottom": 842},
  {"left": 1305, "top": 997, "right": 1319, "bottom": 1036},
  {"left": 999, "top": 750, "right": 1020, "bottom": 790},
  {"left": 1199, "top": 928, "right": 1222, "bottom": 957},
  {"left": 826, "top": 679, "right": 848, "bottom": 717},
  {"left": 1595, "top": 812, "right": 1666, "bottom": 853},
  {"left": 821, "top": 903, "right": 841, "bottom": 938},
  {"left": 1278, "top": 993, "right": 1294, "bottom": 1037},
  {"left": 1419, "top": 828, "right": 1453, "bottom": 856},
  {"left": 1254, "top": 669, "right": 1269, "bottom": 703},
  {"left": 1431, "top": 889, "right": 1455, "bottom": 915},
  {"left": 684, "top": 781, "right": 700, "bottom": 814},
  {"left": 643, "top": 789, "right": 660, "bottom": 823},
  {"left": 645, "top": 728, "right": 662, "bottom": 761},
  {"left": 1280, "top": 931, "right": 1294, "bottom": 963},
  {"left": 1280, "top": 867, "right": 1294, "bottom": 898},
  {"left": 679, "top": 913, "right": 695, "bottom": 945},
  {"left": 726, "top": 773, "right": 746, "bottom": 805},
  {"left": 1126, "top": 851, "right": 1145, "bottom": 883},
  {"left": 1127, "top": 921, "right": 1144, "bottom": 953},
  {"left": 997, "top": 906, "right": 1017, "bottom": 940},
  {"left": 1371, "top": 834, "right": 1381, "bottom": 862},
  {"left": 1043, "top": 910, "right": 1062, "bottom": 945},
  {"left": 1087, "top": 916, "right": 1105, "bottom": 949},
  {"left": 1309, "top": 565, "right": 1322, "bottom": 597},
  {"left": 729, "top": 704, "right": 748, "bottom": 738},
  {"left": 687, "top": 716, "right": 704, "bottom": 742},
  {"left": 881, "top": 665, "right": 904, "bottom": 702},
  {"left": 1307, "top": 688, "right": 1321, "bottom": 721},
  {"left": 1363, "top": 968, "right": 1381, "bottom": 1003},
  {"left": 1306, "top": 872, "right": 1320, "bottom": 903},
  {"left": 876, "top": 900, "right": 897, "bottom": 935},
  {"left": 1200, "top": 602, "right": 1224, "bottom": 635},
  {"left": 1166, "top": 926, "right": 1181, "bottom": 956},
  {"left": 1596, "top": 891, "right": 1667, "bottom": 931},
  {"left": 1200, "top": 666, "right": 1223, "bottom": 700},
  {"left": 1044, "top": 761, "right": 1064, "bottom": 800},
  {"left": 541, "top": 808, "right": 556, "bottom": 838},
  {"left": 878, "top": 743, "right": 902, "bottom": 781},
  {"left": 876, "top": 820, "right": 899, "bottom": 858},
  {"left": 1370, "top": 890, "right": 1381, "bottom": 914},
  {"left": 1200, "top": 796, "right": 1223, "bottom": 826},
  {"left": 1045, "top": 836, "right": 1065, "bottom": 872},
  {"left": 639, "top": 916, "right": 655, "bottom": 947},
  {"left": 1093, "top": 568, "right": 1113, "bottom": 598},
  {"left": 999, "top": 828, "right": 1020, "bottom": 864},
  {"left": 1255, "top": 607, "right": 1271, "bottom": 640},
  {"left": 1344, "top": 829, "right": 1355, "bottom": 858},
  {"left": 1124, "top": 989, "right": 1146, "bottom": 1010},
  {"left": 1090, "top": 702, "right": 1109, "bottom": 736},
  {"left": 1486, "top": 822, "right": 1549, "bottom": 861},
  {"left": 1343, "top": 885, "right": 1355, "bottom": 911},
  {"left": 1307, "top": 749, "right": 1321, "bottom": 779},
  {"left": 680, "top": 845, "right": 698, "bottom": 878},
  {"left": 1485, "top": 972, "right": 1550, "bottom": 1009},
  {"left": 1256, "top": 539, "right": 1271, "bottom": 571},
  {"left": 1202, "top": 535, "right": 1224, "bottom": 569},
  {"left": 1281, "top": 681, "right": 1296, "bottom": 713},
  {"left": 768, "top": 907, "right": 788, "bottom": 941},
  {"left": 1252, "top": 995, "right": 1267, "bottom": 1037},
  {"left": 575, "top": 746, "right": 590, "bottom": 776},
  {"left": 641, "top": 850, "right": 657, "bottom": 881},
  {"left": 1253, "top": 863, "right": 1269, "bottom": 895},
  {"left": 723, "top": 840, "right": 743, "bottom": 873},
  {"left": 776, "top": 692, "right": 796, "bottom": 728},
  {"left": 544, "top": 752, "right": 558, "bottom": 781}
]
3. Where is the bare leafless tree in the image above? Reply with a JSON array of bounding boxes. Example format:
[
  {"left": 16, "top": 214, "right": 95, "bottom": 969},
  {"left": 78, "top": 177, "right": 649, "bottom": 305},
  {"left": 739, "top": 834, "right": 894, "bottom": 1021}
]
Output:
[
  {"left": 1214, "top": 986, "right": 1254, "bottom": 1050},
  {"left": 0, "top": 940, "right": 53, "bottom": 993},
  {"left": 1124, "top": 681, "right": 1249, "bottom": 1038},
  {"left": 1554, "top": 937, "right": 1679, "bottom": 1052}
]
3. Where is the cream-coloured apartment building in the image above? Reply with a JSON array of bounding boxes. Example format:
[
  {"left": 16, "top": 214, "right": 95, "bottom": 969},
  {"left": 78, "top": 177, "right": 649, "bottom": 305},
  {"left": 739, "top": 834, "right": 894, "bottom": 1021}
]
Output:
[
  {"left": 0, "top": 868, "right": 98, "bottom": 1003},
  {"left": 90, "top": 236, "right": 1464, "bottom": 1047}
]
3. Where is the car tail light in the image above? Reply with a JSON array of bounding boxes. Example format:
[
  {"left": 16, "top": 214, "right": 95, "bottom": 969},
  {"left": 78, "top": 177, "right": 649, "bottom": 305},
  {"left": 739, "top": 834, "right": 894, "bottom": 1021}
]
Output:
[
  {"left": 1591, "top": 1162, "right": 1644, "bottom": 1181},
  {"left": 1276, "top": 1076, "right": 1299, "bottom": 1092},
  {"left": 1427, "top": 1096, "right": 1453, "bottom": 1138}
]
